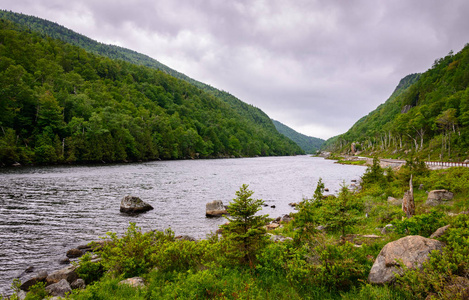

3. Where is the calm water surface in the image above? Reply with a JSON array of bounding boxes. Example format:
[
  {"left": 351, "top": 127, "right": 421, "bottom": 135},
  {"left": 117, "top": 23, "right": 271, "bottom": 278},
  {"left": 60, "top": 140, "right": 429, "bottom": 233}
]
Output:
[{"left": 0, "top": 156, "right": 365, "bottom": 294}]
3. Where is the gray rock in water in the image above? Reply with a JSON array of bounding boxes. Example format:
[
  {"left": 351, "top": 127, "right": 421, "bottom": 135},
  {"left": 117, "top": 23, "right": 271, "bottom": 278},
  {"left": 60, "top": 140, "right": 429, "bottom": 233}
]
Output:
[
  {"left": 426, "top": 190, "right": 454, "bottom": 206},
  {"left": 368, "top": 235, "right": 444, "bottom": 284},
  {"left": 45, "top": 279, "right": 72, "bottom": 297},
  {"left": 66, "top": 248, "right": 84, "bottom": 258},
  {"left": 206, "top": 200, "right": 227, "bottom": 217},
  {"left": 120, "top": 195, "right": 154, "bottom": 213}
]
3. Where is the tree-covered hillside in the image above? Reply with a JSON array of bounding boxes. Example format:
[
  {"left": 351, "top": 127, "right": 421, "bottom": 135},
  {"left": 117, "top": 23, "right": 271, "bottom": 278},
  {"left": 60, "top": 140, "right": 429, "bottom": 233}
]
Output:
[
  {"left": 323, "top": 44, "right": 469, "bottom": 162},
  {"left": 0, "top": 19, "right": 303, "bottom": 165},
  {"left": 272, "top": 120, "right": 324, "bottom": 153},
  {"left": 0, "top": 10, "right": 284, "bottom": 140}
]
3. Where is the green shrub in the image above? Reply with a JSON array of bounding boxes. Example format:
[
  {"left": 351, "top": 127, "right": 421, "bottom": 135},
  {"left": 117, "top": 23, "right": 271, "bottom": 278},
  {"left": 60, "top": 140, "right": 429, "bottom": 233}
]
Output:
[
  {"left": 76, "top": 252, "right": 105, "bottom": 284},
  {"left": 395, "top": 213, "right": 469, "bottom": 299},
  {"left": 24, "top": 282, "right": 47, "bottom": 300},
  {"left": 100, "top": 223, "right": 174, "bottom": 277},
  {"left": 151, "top": 239, "right": 214, "bottom": 272},
  {"left": 392, "top": 209, "right": 446, "bottom": 237},
  {"left": 71, "top": 275, "right": 146, "bottom": 300}
]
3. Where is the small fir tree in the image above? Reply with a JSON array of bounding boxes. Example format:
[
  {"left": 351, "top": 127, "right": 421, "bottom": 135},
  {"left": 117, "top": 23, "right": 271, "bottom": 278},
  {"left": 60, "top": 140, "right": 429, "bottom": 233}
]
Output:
[
  {"left": 321, "top": 182, "right": 364, "bottom": 243},
  {"left": 221, "top": 184, "right": 270, "bottom": 266},
  {"left": 293, "top": 178, "right": 324, "bottom": 242}
]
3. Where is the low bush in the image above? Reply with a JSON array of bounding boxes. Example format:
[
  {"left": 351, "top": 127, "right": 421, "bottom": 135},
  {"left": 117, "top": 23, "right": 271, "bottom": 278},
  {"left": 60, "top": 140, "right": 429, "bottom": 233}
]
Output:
[
  {"left": 392, "top": 209, "right": 447, "bottom": 237},
  {"left": 395, "top": 213, "right": 469, "bottom": 299}
]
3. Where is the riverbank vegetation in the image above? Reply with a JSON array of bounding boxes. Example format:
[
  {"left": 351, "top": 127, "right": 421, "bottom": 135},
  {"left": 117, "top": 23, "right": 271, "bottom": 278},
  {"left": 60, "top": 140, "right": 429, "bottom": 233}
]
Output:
[
  {"left": 0, "top": 18, "right": 303, "bottom": 166},
  {"left": 323, "top": 42, "right": 469, "bottom": 162},
  {"left": 7, "top": 160, "right": 468, "bottom": 299}
]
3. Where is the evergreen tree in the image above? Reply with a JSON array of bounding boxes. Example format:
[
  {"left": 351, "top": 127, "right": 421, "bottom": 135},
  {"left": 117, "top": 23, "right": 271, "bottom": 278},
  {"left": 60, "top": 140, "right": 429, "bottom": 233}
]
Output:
[{"left": 221, "top": 184, "right": 270, "bottom": 266}]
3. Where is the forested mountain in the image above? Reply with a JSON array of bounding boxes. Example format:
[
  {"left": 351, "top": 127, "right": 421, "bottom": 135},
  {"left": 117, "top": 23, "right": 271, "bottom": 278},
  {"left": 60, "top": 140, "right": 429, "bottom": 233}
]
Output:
[
  {"left": 323, "top": 44, "right": 469, "bottom": 162},
  {"left": 272, "top": 120, "right": 324, "bottom": 153},
  {"left": 0, "top": 18, "right": 303, "bottom": 165},
  {"left": 0, "top": 10, "right": 283, "bottom": 140}
]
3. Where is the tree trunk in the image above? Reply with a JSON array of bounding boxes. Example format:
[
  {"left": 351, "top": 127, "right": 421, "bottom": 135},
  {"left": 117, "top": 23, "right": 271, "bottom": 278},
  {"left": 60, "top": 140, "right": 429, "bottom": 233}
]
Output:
[{"left": 402, "top": 175, "right": 415, "bottom": 218}]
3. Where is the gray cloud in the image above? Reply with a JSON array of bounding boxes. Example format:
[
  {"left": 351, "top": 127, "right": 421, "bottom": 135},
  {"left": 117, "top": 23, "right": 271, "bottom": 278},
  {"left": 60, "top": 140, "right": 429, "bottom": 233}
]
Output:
[{"left": 2, "top": 0, "right": 469, "bottom": 139}]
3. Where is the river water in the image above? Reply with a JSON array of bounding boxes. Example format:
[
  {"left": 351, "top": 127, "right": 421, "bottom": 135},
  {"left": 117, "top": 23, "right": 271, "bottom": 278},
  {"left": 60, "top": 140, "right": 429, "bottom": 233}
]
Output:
[{"left": 0, "top": 156, "right": 365, "bottom": 294}]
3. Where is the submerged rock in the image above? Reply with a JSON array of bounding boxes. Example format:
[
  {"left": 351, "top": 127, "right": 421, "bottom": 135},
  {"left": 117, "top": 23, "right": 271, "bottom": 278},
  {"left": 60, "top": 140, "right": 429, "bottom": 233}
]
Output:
[
  {"left": 66, "top": 248, "right": 84, "bottom": 258},
  {"left": 120, "top": 195, "right": 154, "bottom": 213}
]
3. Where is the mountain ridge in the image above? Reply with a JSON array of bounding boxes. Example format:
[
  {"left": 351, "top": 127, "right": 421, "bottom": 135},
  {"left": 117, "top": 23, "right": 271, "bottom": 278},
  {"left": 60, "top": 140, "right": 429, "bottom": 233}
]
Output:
[{"left": 272, "top": 120, "right": 324, "bottom": 153}]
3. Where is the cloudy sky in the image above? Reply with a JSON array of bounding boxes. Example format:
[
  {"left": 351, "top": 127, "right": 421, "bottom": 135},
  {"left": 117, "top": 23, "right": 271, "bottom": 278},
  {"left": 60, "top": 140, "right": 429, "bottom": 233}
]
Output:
[{"left": 2, "top": 0, "right": 469, "bottom": 139}]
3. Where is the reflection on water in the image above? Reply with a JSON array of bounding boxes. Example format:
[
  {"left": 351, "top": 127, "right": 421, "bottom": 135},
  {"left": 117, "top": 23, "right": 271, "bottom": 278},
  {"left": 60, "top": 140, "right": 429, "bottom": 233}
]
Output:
[{"left": 0, "top": 156, "right": 365, "bottom": 294}]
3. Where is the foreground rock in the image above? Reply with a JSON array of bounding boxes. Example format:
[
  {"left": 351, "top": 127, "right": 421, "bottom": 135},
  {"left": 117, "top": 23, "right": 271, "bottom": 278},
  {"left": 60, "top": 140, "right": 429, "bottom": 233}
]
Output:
[
  {"left": 368, "top": 235, "right": 444, "bottom": 284},
  {"left": 46, "top": 265, "right": 78, "bottom": 285},
  {"left": 206, "top": 200, "right": 227, "bottom": 217},
  {"left": 426, "top": 189, "right": 454, "bottom": 206},
  {"left": 45, "top": 279, "right": 72, "bottom": 297},
  {"left": 19, "top": 270, "right": 48, "bottom": 291},
  {"left": 120, "top": 195, "right": 154, "bottom": 213}
]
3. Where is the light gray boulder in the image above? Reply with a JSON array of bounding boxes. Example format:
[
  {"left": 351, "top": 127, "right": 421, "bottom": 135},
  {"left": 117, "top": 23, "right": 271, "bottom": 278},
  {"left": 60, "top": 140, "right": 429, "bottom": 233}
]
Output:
[
  {"left": 426, "top": 190, "right": 454, "bottom": 206},
  {"left": 120, "top": 195, "right": 154, "bottom": 213},
  {"left": 368, "top": 235, "right": 444, "bottom": 284},
  {"left": 206, "top": 200, "right": 227, "bottom": 217},
  {"left": 118, "top": 277, "right": 146, "bottom": 288},
  {"left": 429, "top": 224, "right": 451, "bottom": 239},
  {"left": 387, "top": 196, "right": 402, "bottom": 206},
  {"left": 45, "top": 279, "right": 72, "bottom": 297},
  {"left": 46, "top": 265, "right": 78, "bottom": 285}
]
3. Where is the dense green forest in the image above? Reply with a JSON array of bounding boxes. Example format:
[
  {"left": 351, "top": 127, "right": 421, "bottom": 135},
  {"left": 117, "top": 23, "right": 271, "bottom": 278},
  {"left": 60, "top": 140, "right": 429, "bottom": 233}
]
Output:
[
  {"left": 0, "top": 10, "right": 287, "bottom": 147},
  {"left": 0, "top": 18, "right": 303, "bottom": 165},
  {"left": 272, "top": 119, "right": 324, "bottom": 153},
  {"left": 323, "top": 44, "right": 469, "bottom": 162}
]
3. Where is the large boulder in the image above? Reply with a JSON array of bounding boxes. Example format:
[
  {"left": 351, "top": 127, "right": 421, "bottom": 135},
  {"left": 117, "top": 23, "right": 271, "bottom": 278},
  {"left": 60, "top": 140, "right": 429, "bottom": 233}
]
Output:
[
  {"left": 45, "top": 279, "right": 72, "bottom": 297},
  {"left": 120, "top": 195, "right": 154, "bottom": 213},
  {"left": 368, "top": 235, "right": 444, "bottom": 284},
  {"left": 426, "top": 190, "right": 454, "bottom": 206},
  {"left": 206, "top": 200, "right": 227, "bottom": 217}
]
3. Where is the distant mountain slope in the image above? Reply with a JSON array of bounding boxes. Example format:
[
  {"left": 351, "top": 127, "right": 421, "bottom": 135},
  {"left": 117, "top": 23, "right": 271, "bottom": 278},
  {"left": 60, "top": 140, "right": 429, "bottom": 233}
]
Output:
[
  {"left": 0, "top": 18, "right": 303, "bottom": 166},
  {"left": 272, "top": 120, "right": 324, "bottom": 153},
  {"left": 0, "top": 10, "right": 285, "bottom": 142},
  {"left": 323, "top": 44, "right": 469, "bottom": 161}
]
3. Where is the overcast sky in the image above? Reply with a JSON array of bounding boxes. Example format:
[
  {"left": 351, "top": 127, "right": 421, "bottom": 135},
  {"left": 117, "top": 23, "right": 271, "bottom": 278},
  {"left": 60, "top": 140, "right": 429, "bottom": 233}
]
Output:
[{"left": 3, "top": 0, "right": 469, "bottom": 139}]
